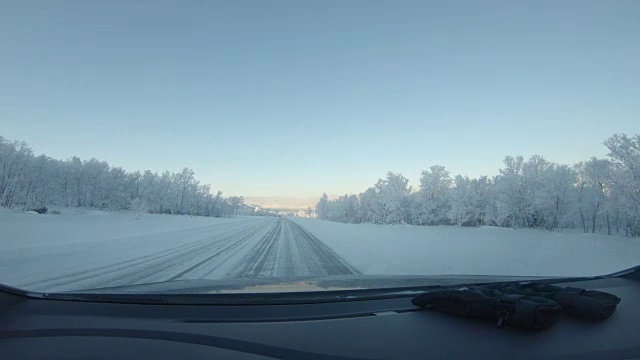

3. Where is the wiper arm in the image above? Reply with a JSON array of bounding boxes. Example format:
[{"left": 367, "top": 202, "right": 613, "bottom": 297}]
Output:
[{"left": 38, "top": 284, "right": 448, "bottom": 305}]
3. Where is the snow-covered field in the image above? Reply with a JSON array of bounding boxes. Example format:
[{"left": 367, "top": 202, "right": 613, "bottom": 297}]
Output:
[
  {"left": 1, "top": 209, "right": 639, "bottom": 293},
  {"left": 294, "top": 218, "right": 640, "bottom": 277}
]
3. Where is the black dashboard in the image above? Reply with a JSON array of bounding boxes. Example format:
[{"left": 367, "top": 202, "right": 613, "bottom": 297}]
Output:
[{"left": 2, "top": 274, "right": 640, "bottom": 360}]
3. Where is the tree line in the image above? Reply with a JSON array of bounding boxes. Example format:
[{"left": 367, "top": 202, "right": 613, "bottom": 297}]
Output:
[
  {"left": 0, "top": 135, "right": 256, "bottom": 218},
  {"left": 316, "top": 134, "right": 640, "bottom": 237}
]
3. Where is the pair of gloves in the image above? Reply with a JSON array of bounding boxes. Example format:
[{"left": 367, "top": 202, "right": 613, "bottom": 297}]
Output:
[{"left": 411, "top": 282, "right": 621, "bottom": 330}]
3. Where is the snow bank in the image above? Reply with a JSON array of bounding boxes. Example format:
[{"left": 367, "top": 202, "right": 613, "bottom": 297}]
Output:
[{"left": 292, "top": 219, "right": 640, "bottom": 277}]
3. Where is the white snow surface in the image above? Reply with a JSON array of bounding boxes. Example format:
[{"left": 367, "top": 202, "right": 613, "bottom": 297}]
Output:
[
  {"left": 1, "top": 209, "right": 639, "bottom": 293},
  {"left": 293, "top": 218, "right": 640, "bottom": 277},
  {"left": 0, "top": 210, "right": 264, "bottom": 291},
  {"left": 0, "top": 210, "right": 357, "bottom": 292}
]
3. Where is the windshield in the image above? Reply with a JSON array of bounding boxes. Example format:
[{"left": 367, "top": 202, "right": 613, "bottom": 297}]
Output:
[{"left": 1, "top": 1, "right": 639, "bottom": 297}]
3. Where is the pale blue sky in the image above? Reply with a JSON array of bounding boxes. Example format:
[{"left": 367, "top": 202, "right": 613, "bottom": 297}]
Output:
[{"left": 1, "top": 0, "right": 638, "bottom": 199}]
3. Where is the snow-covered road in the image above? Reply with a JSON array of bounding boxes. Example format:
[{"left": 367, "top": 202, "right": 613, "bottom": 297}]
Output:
[
  {"left": 2, "top": 210, "right": 640, "bottom": 293},
  {"left": 0, "top": 215, "right": 359, "bottom": 292}
]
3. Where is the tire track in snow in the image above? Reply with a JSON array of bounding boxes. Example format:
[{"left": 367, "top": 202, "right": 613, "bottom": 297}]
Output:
[
  {"left": 19, "top": 217, "right": 359, "bottom": 292},
  {"left": 228, "top": 218, "right": 283, "bottom": 278},
  {"left": 229, "top": 218, "right": 360, "bottom": 279},
  {"left": 112, "top": 218, "right": 273, "bottom": 284},
  {"left": 21, "top": 218, "right": 273, "bottom": 291},
  {"left": 285, "top": 219, "right": 361, "bottom": 277},
  {"left": 166, "top": 218, "right": 275, "bottom": 280}
]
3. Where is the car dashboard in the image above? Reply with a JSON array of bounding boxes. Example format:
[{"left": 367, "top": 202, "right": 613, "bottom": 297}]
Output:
[{"left": 2, "top": 273, "right": 640, "bottom": 360}]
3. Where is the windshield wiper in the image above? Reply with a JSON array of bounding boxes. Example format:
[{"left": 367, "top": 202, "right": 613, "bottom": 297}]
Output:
[{"left": 19, "top": 284, "right": 447, "bottom": 306}]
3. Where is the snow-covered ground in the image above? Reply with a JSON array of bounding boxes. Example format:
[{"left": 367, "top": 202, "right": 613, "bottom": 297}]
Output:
[
  {"left": 293, "top": 218, "right": 640, "bottom": 277},
  {"left": 0, "top": 209, "right": 266, "bottom": 291},
  {"left": 0, "top": 208, "right": 239, "bottom": 250},
  {"left": 1, "top": 209, "right": 639, "bottom": 293}
]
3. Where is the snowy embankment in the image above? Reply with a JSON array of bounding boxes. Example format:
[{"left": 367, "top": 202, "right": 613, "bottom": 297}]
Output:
[{"left": 292, "top": 218, "right": 640, "bottom": 277}]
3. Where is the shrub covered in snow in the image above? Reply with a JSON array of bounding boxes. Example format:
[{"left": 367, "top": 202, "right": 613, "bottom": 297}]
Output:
[{"left": 29, "top": 207, "right": 48, "bottom": 214}]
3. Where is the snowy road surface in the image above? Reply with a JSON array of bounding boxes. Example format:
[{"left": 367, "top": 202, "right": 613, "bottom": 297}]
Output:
[
  {"left": 2, "top": 210, "right": 640, "bottom": 293},
  {"left": 1, "top": 214, "right": 359, "bottom": 292}
]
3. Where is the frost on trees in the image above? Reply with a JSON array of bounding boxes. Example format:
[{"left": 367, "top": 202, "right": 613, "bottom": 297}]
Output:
[
  {"left": 314, "top": 133, "right": 640, "bottom": 237},
  {"left": 0, "top": 135, "right": 243, "bottom": 218}
]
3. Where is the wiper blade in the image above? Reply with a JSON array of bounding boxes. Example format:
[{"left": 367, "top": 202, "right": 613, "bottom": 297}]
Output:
[{"left": 31, "top": 284, "right": 447, "bottom": 305}]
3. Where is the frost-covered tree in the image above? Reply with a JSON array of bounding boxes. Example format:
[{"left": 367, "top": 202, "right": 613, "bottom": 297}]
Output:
[
  {"left": 448, "top": 175, "right": 473, "bottom": 226},
  {"left": 0, "top": 135, "right": 248, "bottom": 218},
  {"left": 314, "top": 133, "right": 640, "bottom": 237},
  {"left": 574, "top": 158, "right": 611, "bottom": 233},
  {"left": 604, "top": 134, "right": 640, "bottom": 236},
  {"left": 315, "top": 193, "right": 328, "bottom": 220},
  {"left": 493, "top": 155, "right": 526, "bottom": 227},
  {"left": 412, "top": 165, "right": 452, "bottom": 225},
  {"left": 229, "top": 196, "right": 244, "bottom": 217},
  {"left": 358, "top": 187, "right": 384, "bottom": 224},
  {"left": 0, "top": 137, "right": 33, "bottom": 208},
  {"left": 375, "top": 172, "right": 412, "bottom": 224},
  {"left": 316, "top": 173, "right": 411, "bottom": 224},
  {"left": 448, "top": 175, "right": 495, "bottom": 227},
  {"left": 538, "top": 164, "right": 576, "bottom": 230}
]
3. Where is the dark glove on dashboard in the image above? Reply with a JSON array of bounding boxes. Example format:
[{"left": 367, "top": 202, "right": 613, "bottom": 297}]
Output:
[
  {"left": 411, "top": 288, "right": 562, "bottom": 330},
  {"left": 485, "top": 282, "right": 622, "bottom": 320}
]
